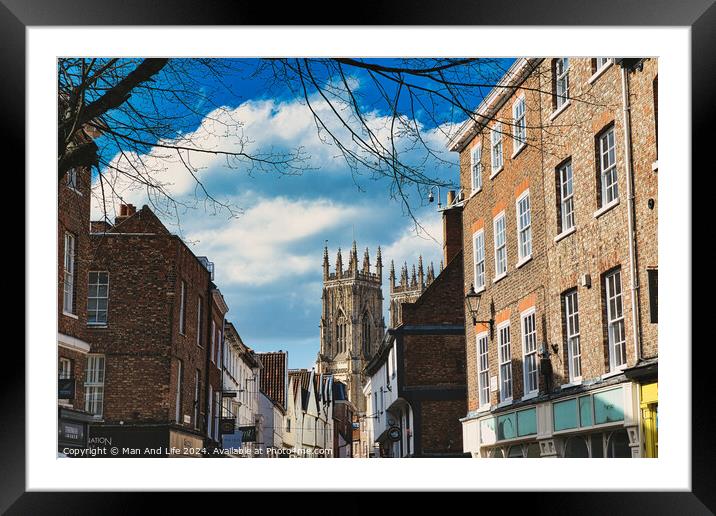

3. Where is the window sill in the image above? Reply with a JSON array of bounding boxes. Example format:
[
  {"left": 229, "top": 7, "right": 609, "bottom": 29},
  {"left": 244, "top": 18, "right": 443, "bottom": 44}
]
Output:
[
  {"left": 67, "top": 187, "right": 83, "bottom": 196},
  {"left": 474, "top": 284, "right": 486, "bottom": 295},
  {"left": 515, "top": 256, "right": 532, "bottom": 269},
  {"left": 489, "top": 166, "right": 503, "bottom": 180},
  {"left": 87, "top": 324, "right": 108, "bottom": 329},
  {"left": 493, "top": 272, "right": 508, "bottom": 284},
  {"left": 587, "top": 61, "right": 613, "bottom": 85},
  {"left": 476, "top": 404, "right": 492, "bottom": 414},
  {"left": 601, "top": 369, "right": 626, "bottom": 380},
  {"left": 554, "top": 226, "right": 577, "bottom": 243},
  {"left": 511, "top": 142, "right": 526, "bottom": 159},
  {"left": 496, "top": 399, "right": 513, "bottom": 409},
  {"left": 561, "top": 380, "right": 582, "bottom": 390},
  {"left": 469, "top": 187, "right": 482, "bottom": 199},
  {"left": 593, "top": 198, "right": 620, "bottom": 219},
  {"left": 549, "top": 100, "right": 571, "bottom": 122},
  {"left": 521, "top": 392, "right": 539, "bottom": 401},
  {"left": 62, "top": 311, "right": 78, "bottom": 320}
]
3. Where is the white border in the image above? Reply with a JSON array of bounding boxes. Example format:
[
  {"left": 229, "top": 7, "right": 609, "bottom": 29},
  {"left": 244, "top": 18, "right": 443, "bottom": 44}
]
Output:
[{"left": 28, "top": 26, "right": 690, "bottom": 491}]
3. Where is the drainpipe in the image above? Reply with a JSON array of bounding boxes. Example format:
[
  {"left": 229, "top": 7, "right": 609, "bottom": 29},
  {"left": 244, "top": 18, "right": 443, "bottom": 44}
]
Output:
[{"left": 619, "top": 62, "right": 642, "bottom": 365}]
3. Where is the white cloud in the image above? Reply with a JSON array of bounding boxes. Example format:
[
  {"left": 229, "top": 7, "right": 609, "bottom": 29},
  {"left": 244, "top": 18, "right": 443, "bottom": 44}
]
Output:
[
  {"left": 185, "top": 196, "right": 365, "bottom": 286},
  {"left": 91, "top": 88, "right": 460, "bottom": 221},
  {"left": 382, "top": 211, "right": 443, "bottom": 276}
]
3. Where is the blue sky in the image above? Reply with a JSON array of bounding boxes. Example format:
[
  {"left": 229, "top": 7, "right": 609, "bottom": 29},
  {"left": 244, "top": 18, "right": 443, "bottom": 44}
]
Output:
[{"left": 91, "top": 58, "right": 511, "bottom": 369}]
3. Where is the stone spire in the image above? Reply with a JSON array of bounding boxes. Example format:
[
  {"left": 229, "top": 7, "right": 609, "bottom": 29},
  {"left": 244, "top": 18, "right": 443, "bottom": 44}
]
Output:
[
  {"left": 427, "top": 262, "right": 435, "bottom": 283},
  {"left": 323, "top": 242, "right": 330, "bottom": 280},
  {"left": 376, "top": 246, "right": 383, "bottom": 279},
  {"left": 418, "top": 255, "right": 425, "bottom": 288},
  {"left": 401, "top": 262, "right": 409, "bottom": 287},
  {"left": 389, "top": 260, "right": 396, "bottom": 292},
  {"left": 336, "top": 248, "right": 343, "bottom": 278},
  {"left": 411, "top": 265, "right": 418, "bottom": 288},
  {"left": 363, "top": 247, "right": 370, "bottom": 274},
  {"left": 349, "top": 240, "right": 358, "bottom": 273}
]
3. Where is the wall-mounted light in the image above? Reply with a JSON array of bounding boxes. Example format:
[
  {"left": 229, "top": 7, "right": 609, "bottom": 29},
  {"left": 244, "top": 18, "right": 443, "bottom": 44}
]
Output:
[{"left": 465, "top": 283, "right": 494, "bottom": 338}]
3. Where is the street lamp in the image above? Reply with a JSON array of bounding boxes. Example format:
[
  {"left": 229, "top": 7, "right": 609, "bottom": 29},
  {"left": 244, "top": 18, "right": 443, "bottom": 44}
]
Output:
[
  {"left": 427, "top": 186, "right": 442, "bottom": 208},
  {"left": 465, "top": 283, "right": 494, "bottom": 338}
]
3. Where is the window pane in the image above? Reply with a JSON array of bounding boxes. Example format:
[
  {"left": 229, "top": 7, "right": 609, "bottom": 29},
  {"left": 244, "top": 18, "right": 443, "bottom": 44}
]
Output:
[
  {"left": 517, "top": 408, "right": 537, "bottom": 436},
  {"left": 593, "top": 387, "right": 625, "bottom": 424},
  {"left": 497, "top": 413, "right": 517, "bottom": 441},
  {"left": 553, "top": 398, "right": 578, "bottom": 431},
  {"left": 579, "top": 396, "right": 593, "bottom": 427}
]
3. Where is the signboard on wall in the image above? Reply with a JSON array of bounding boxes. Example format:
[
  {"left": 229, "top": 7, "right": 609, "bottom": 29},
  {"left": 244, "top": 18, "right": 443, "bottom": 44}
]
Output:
[{"left": 239, "top": 425, "right": 256, "bottom": 442}]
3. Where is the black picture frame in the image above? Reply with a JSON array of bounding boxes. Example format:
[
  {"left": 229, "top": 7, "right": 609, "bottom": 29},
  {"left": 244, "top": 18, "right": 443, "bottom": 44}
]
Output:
[{"left": 6, "top": 0, "right": 710, "bottom": 511}]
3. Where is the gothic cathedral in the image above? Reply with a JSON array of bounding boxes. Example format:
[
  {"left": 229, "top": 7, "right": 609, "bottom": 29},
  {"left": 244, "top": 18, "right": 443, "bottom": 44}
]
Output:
[{"left": 316, "top": 242, "right": 385, "bottom": 414}]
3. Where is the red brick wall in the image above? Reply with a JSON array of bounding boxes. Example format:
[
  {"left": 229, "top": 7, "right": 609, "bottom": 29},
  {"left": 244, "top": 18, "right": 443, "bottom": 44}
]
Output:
[
  {"left": 58, "top": 166, "right": 92, "bottom": 412},
  {"left": 420, "top": 399, "right": 466, "bottom": 455},
  {"left": 402, "top": 250, "right": 465, "bottom": 326},
  {"left": 88, "top": 229, "right": 212, "bottom": 431},
  {"left": 58, "top": 166, "right": 91, "bottom": 339},
  {"left": 457, "top": 58, "right": 658, "bottom": 414}
]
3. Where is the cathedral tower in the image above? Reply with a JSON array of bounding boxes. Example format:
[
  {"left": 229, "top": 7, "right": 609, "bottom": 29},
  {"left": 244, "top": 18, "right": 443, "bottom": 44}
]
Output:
[{"left": 317, "top": 242, "right": 384, "bottom": 414}]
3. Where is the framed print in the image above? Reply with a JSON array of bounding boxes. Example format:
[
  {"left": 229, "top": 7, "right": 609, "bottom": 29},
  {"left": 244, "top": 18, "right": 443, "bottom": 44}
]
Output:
[{"left": 6, "top": 0, "right": 712, "bottom": 511}]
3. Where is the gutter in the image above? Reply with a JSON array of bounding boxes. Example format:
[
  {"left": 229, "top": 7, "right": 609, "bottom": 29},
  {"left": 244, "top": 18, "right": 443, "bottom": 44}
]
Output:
[{"left": 619, "top": 62, "right": 643, "bottom": 364}]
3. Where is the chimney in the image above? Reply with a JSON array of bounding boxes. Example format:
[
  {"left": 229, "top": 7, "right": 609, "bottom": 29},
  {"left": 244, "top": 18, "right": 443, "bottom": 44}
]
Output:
[
  {"left": 115, "top": 203, "right": 137, "bottom": 225},
  {"left": 442, "top": 190, "right": 463, "bottom": 265}
]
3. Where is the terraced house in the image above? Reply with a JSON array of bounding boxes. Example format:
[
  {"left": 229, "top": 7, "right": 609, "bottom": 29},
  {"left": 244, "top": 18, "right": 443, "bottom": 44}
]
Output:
[{"left": 449, "top": 57, "right": 658, "bottom": 458}]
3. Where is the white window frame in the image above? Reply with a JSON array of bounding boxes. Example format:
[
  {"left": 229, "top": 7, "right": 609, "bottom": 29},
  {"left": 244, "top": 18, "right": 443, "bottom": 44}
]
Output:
[
  {"left": 59, "top": 357, "right": 72, "bottom": 379},
  {"left": 558, "top": 161, "right": 575, "bottom": 234},
  {"left": 473, "top": 229, "right": 486, "bottom": 291},
  {"left": 66, "top": 167, "right": 80, "bottom": 192},
  {"left": 490, "top": 123, "right": 503, "bottom": 176},
  {"left": 87, "top": 271, "right": 109, "bottom": 326},
  {"left": 555, "top": 58, "right": 570, "bottom": 110},
  {"left": 595, "top": 57, "right": 611, "bottom": 71},
  {"left": 470, "top": 144, "right": 482, "bottom": 193},
  {"left": 84, "top": 354, "right": 105, "bottom": 416},
  {"left": 512, "top": 95, "right": 527, "bottom": 154},
  {"left": 516, "top": 190, "right": 532, "bottom": 263},
  {"left": 564, "top": 290, "right": 582, "bottom": 383},
  {"left": 477, "top": 331, "right": 490, "bottom": 407},
  {"left": 497, "top": 321, "right": 512, "bottom": 403},
  {"left": 605, "top": 269, "right": 627, "bottom": 371},
  {"left": 179, "top": 280, "right": 186, "bottom": 335},
  {"left": 599, "top": 126, "right": 619, "bottom": 206},
  {"left": 521, "top": 308, "right": 538, "bottom": 397},
  {"left": 194, "top": 369, "right": 200, "bottom": 429},
  {"left": 175, "top": 359, "right": 183, "bottom": 423},
  {"left": 210, "top": 319, "right": 216, "bottom": 363},
  {"left": 63, "top": 232, "right": 76, "bottom": 315},
  {"left": 493, "top": 211, "right": 507, "bottom": 279}
]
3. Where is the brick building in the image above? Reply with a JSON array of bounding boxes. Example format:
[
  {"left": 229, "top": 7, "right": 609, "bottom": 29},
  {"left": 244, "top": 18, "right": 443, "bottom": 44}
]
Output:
[
  {"left": 363, "top": 197, "right": 467, "bottom": 457},
  {"left": 448, "top": 58, "right": 658, "bottom": 458},
  {"left": 58, "top": 165, "right": 95, "bottom": 453},
  {"left": 84, "top": 204, "right": 228, "bottom": 456}
]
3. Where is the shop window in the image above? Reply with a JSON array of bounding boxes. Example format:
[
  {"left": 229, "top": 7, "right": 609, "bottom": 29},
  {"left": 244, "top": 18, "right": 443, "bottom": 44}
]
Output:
[
  {"left": 525, "top": 442, "right": 541, "bottom": 458},
  {"left": 606, "top": 430, "right": 631, "bottom": 458},
  {"left": 564, "top": 436, "right": 589, "bottom": 457},
  {"left": 507, "top": 445, "right": 524, "bottom": 458}
]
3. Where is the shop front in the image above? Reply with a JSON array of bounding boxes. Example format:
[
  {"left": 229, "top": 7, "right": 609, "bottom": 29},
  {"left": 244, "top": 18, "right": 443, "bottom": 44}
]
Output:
[
  {"left": 463, "top": 381, "right": 644, "bottom": 458},
  {"left": 58, "top": 406, "right": 94, "bottom": 455}
]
